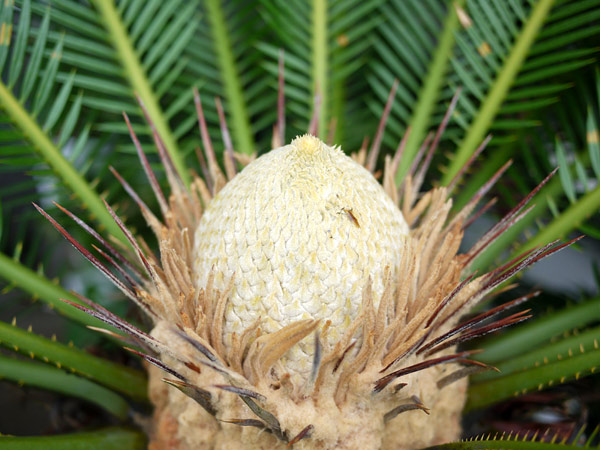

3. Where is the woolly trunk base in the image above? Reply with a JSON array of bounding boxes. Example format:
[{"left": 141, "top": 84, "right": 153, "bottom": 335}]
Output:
[{"left": 147, "top": 323, "right": 467, "bottom": 450}]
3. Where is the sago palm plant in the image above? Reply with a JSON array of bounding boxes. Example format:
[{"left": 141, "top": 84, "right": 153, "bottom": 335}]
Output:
[{"left": 0, "top": 0, "right": 599, "bottom": 449}]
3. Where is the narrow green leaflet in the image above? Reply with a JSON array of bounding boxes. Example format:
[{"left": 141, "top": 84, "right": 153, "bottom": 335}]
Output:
[
  {"left": 0, "top": 355, "right": 130, "bottom": 419},
  {"left": 0, "top": 321, "right": 147, "bottom": 400},
  {"left": 466, "top": 346, "right": 600, "bottom": 410},
  {"left": 588, "top": 107, "right": 600, "bottom": 178},
  {"left": 476, "top": 297, "right": 600, "bottom": 363},
  {"left": 7, "top": 0, "right": 30, "bottom": 87},
  {"left": 555, "top": 138, "right": 576, "bottom": 203},
  {"left": 0, "top": 427, "right": 145, "bottom": 450}
]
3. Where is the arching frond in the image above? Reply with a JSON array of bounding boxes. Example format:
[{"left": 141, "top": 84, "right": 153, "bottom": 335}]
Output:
[
  {"left": 469, "top": 68, "right": 600, "bottom": 271},
  {"left": 182, "top": 0, "right": 272, "bottom": 154},
  {"left": 24, "top": 0, "right": 199, "bottom": 185},
  {"left": 259, "top": 0, "right": 384, "bottom": 147},
  {"left": 368, "top": 0, "right": 454, "bottom": 178},
  {"left": 0, "top": 0, "right": 126, "bottom": 243},
  {"left": 467, "top": 297, "right": 600, "bottom": 410},
  {"left": 368, "top": 0, "right": 600, "bottom": 183},
  {"left": 444, "top": 0, "right": 599, "bottom": 183}
]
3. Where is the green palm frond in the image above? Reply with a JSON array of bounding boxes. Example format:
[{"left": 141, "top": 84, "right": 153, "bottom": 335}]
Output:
[
  {"left": 444, "top": 0, "right": 599, "bottom": 183},
  {"left": 470, "top": 68, "right": 600, "bottom": 271},
  {"left": 24, "top": 0, "right": 199, "bottom": 184},
  {"left": 368, "top": 0, "right": 599, "bottom": 182},
  {"left": 467, "top": 297, "right": 600, "bottom": 410},
  {"left": 0, "top": 427, "right": 146, "bottom": 449},
  {"left": 0, "top": 0, "right": 140, "bottom": 323},
  {"left": 258, "top": 0, "right": 384, "bottom": 146},
  {"left": 368, "top": 0, "right": 456, "bottom": 178},
  {"left": 0, "top": 0, "right": 126, "bottom": 242},
  {"left": 182, "top": 0, "right": 270, "bottom": 153}
]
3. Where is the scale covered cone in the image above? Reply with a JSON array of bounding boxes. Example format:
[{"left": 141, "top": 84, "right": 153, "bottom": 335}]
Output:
[{"left": 194, "top": 135, "right": 409, "bottom": 377}]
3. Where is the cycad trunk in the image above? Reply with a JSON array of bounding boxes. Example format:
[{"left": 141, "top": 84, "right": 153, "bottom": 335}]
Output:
[{"left": 147, "top": 356, "right": 466, "bottom": 449}]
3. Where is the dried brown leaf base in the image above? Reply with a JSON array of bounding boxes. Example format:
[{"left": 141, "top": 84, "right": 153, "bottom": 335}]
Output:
[{"left": 146, "top": 345, "right": 466, "bottom": 450}]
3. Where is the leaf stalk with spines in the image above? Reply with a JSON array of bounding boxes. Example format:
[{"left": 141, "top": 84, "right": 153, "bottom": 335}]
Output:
[
  {"left": 423, "top": 438, "right": 596, "bottom": 449},
  {"left": 0, "top": 320, "right": 147, "bottom": 400},
  {"left": 0, "top": 252, "right": 119, "bottom": 330},
  {"left": 0, "top": 427, "right": 146, "bottom": 449},
  {"left": 476, "top": 297, "right": 600, "bottom": 364},
  {"left": 466, "top": 346, "right": 600, "bottom": 410},
  {"left": 473, "top": 325, "right": 600, "bottom": 383},
  {"left": 0, "top": 354, "right": 130, "bottom": 419}
]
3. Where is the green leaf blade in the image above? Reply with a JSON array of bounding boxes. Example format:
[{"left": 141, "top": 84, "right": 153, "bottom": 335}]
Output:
[
  {"left": 20, "top": 7, "right": 50, "bottom": 103},
  {"left": 466, "top": 346, "right": 600, "bottom": 410},
  {"left": 0, "top": 427, "right": 145, "bottom": 450},
  {"left": 0, "top": 321, "right": 147, "bottom": 400},
  {"left": 442, "top": 0, "right": 555, "bottom": 185},
  {"left": 7, "top": 0, "right": 30, "bottom": 88},
  {"left": 0, "top": 355, "right": 130, "bottom": 419}
]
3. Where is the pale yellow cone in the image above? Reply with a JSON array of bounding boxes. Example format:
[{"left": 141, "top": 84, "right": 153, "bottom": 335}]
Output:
[{"left": 194, "top": 135, "right": 409, "bottom": 377}]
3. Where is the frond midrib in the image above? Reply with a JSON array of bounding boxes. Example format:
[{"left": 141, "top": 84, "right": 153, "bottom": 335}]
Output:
[
  {"left": 91, "top": 0, "right": 191, "bottom": 186},
  {"left": 0, "top": 81, "right": 127, "bottom": 244}
]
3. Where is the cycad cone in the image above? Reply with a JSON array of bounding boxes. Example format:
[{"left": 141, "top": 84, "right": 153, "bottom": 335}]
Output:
[
  {"left": 149, "top": 135, "right": 467, "bottom": 450},
  {"left": 194, "top": 135, "right": 409, "bottom": 377}
]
